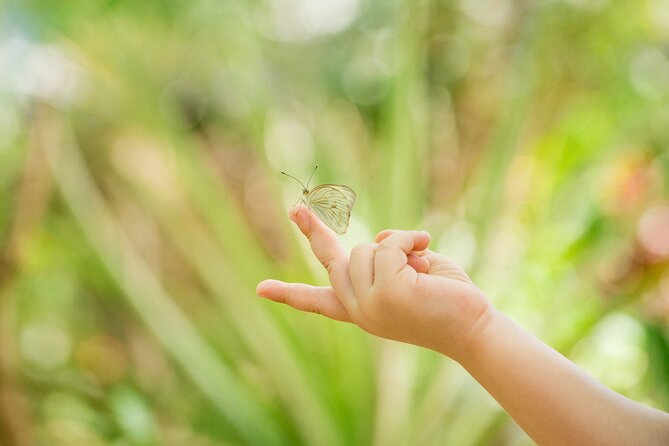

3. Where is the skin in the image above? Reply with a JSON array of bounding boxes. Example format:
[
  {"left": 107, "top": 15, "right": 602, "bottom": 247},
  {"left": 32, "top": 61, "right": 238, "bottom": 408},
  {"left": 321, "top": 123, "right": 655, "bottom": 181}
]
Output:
[{"left": 257, "top": 205, "right": 669, "bottom": 446}]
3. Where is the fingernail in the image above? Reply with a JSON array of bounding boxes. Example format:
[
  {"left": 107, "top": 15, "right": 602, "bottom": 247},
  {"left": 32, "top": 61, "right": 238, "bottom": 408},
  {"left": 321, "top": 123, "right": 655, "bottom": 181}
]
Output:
[
  {"left": 289, "top": 205, "right": 304, "bottom": 223},
  {"left": 292, "top": 207, "right": 307, "bottom": 228}
]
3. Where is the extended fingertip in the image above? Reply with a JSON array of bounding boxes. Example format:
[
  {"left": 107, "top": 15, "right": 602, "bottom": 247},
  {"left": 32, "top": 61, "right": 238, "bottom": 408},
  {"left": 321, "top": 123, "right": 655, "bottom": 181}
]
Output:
[
  {"left": 292, "top": 206, "right": 321, "bottom": 239},
  {"left": 256, "top": 280, "right": 268, "bottom": 296},
  {"left": 288, "top": 206, "right": 299, "bottom": 222},
  {"left": 256, "top": 279, "right": 279, "bottom": 297},
  {"left": 288, "top": 204, "right": 308, "bottom": 227}
]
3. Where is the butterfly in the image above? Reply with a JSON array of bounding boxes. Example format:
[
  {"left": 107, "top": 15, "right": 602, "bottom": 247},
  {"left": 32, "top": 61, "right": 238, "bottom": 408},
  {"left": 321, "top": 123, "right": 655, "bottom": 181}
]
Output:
[{"left": 281, "top": 165, "right": 356, "bottom": 234}]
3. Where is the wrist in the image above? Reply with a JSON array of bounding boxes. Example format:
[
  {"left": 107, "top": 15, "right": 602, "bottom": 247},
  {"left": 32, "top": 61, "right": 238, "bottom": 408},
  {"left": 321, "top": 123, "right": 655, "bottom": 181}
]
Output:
[{"left": 433, "top": 300, "right": 501, "bottom": 364}]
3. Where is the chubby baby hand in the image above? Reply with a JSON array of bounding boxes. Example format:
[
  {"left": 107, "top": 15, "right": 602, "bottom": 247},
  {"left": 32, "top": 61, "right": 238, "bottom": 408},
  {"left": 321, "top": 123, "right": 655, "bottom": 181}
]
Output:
[{"left": 256, "top": 205, "right": 495, "bottom": 361}]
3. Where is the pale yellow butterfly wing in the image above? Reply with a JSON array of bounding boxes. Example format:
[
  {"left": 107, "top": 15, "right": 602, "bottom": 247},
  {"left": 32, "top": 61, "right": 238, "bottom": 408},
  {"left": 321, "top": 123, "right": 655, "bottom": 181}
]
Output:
[{"left": 305, "top": 184, "right": 356, "bottom": 234}]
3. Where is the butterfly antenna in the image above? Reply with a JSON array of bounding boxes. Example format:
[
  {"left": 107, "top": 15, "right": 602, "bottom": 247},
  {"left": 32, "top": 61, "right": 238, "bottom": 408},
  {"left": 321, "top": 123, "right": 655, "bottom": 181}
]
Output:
[
  {"left": 305, "top": 164, "right": 319, "bottom": 190},
  {"left": 280, "top": 171, "right": 307, "bottom": 190}
]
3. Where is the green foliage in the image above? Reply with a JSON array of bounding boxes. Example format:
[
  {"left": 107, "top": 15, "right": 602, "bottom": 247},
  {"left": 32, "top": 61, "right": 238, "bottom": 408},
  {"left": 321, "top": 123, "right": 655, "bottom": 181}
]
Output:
[{"left": 1, "top": 0, "right": 668, "bottom": 444}]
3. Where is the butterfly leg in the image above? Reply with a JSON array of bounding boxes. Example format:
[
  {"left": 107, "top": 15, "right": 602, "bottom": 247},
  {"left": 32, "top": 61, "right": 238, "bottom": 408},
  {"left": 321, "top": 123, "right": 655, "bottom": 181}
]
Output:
[
  {"left": 289, "top": 195, "right": 302, "bottom": 210},
  {"left": 294, "top": 198, "right": 307, "bottom": 220}
]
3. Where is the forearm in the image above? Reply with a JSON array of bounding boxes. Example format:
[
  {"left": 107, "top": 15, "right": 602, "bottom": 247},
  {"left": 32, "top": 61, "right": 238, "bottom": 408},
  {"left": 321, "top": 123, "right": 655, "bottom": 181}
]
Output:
[{"left": 451, "top": 310, "right": 669, "bottom": 446}]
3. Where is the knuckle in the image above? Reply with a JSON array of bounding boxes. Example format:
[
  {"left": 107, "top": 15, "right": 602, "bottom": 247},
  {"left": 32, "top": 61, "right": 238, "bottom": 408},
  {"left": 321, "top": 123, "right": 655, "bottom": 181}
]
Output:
[
  {"left": 351, "top": 243, "right": 375, "bottom": 259},
  {"left": 283, "top": 287, "right": 298, "bottom": 305},
  {"left": 279, "top": 283, "right": 291, "bottom": 297},
  {"left": 324, "top": 256, "right": 344, "bottom": 275},
  {"left": 320, "top": 254, "right": 336, "bottom": 272},
  {"left": 376, "top": 239, "right": 399, "bottom": 251},
  {"left": 377, "top": 238, "right": 392, "bottom": 247},
  {"left": 374, "top": 242, "right": 391, "bottom": 253},
  {"left": 305, "top": 302, "right": 322, "bottom": 315}
]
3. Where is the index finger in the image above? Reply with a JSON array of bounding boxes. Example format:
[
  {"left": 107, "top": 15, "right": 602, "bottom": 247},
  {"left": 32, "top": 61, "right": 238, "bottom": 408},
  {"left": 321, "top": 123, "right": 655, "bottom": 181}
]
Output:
[{"left": 289, "top": 205, "right": 356, "bottom": 309}]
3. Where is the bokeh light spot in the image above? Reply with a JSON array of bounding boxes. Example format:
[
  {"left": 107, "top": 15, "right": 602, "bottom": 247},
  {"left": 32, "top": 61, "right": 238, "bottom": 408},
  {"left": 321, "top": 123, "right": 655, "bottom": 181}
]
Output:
[
  {"left": 268, "top": 0, "right": 359, "bottom": 41},
  {"left": 20, "top": 321, "right": 71, "bottom": 370},
  {"left": 629, "top": 48, "right": 669, "bottom": 99}
]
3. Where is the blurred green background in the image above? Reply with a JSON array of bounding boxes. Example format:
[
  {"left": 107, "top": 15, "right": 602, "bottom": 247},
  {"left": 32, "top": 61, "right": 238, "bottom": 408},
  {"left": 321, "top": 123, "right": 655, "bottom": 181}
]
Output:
[{"left": 1, "top": 0, "right": 669, "bottom": 444}]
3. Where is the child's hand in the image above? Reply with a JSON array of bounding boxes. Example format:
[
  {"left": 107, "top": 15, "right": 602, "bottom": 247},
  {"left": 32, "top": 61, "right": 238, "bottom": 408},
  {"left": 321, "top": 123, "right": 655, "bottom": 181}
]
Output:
[{"left": 256, "top": 205, "right": 495, "bottom": 361}]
